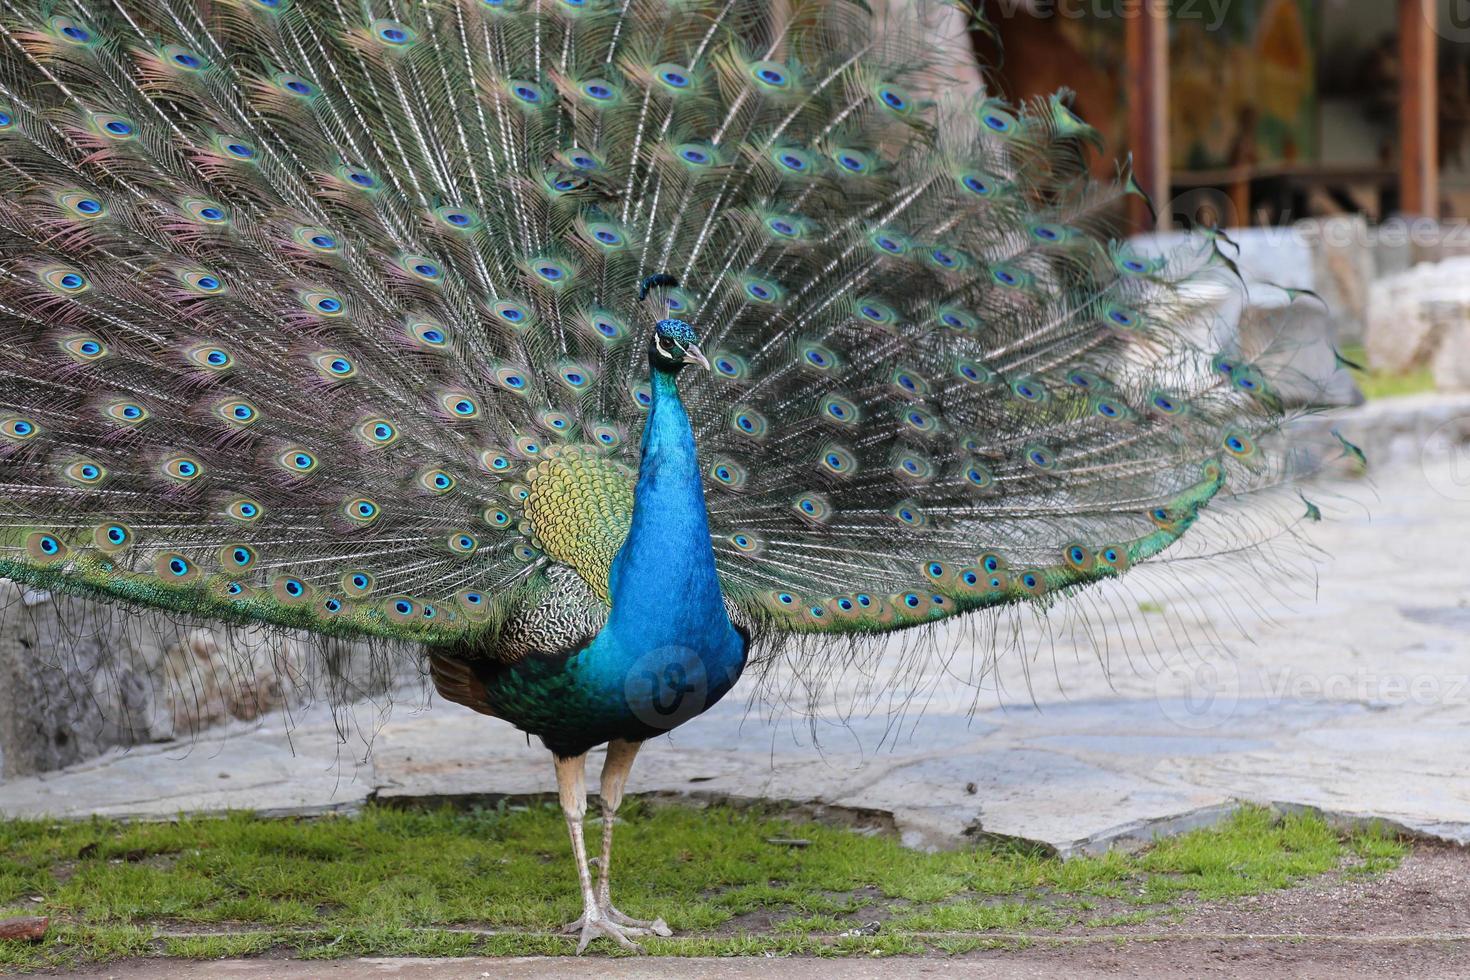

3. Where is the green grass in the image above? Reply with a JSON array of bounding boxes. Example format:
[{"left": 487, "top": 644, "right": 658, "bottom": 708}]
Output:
[
  {"left": 1339, "top": 344, "right": 1437, "bottom": 400},
  {"left": 0, "top": 802, "right": 1406, "bottom": 969}
]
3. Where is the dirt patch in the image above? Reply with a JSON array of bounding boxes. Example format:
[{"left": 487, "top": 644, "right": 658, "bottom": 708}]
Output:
[
  {"left": 984, "top": 938, "right": 1470, "bottom": 979},
  {"left": 1142, "top": 843, "right": 1470, "bottom": 938}
]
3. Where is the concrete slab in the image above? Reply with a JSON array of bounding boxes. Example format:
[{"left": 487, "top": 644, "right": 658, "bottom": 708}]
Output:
[{"left": 4, "top": 456, "right": 1470, "bottom": 857}]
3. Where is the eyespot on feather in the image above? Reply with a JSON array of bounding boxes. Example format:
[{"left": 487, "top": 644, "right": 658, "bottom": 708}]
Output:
[
  {"left": 769, "top": 145, "right": 817, "bottom": 176},
  {"left": 26, "top": 531, "right": 68, "bottom": 563},
  {"left": 334, "top": 161, "right": 379, "bottom": 189},
  {"left": 457, "top": 589, "right": 490, "bottom": 618},
  {"left": 178, "top": 269, "right": 227, "bottom": 294},
  {"left": 1063, "top": 544, "right": 1095, "bottom": 572},
  {"left": 370, "top": 18, "right": 418, "bottom": 47},
  {"left": 218, "top": 543, "right": 258, "bottom": 574},
  {"left": 384, "top": 596, "right": 418, "bottom": 624},
  {"left": 215, "top": 399, "right": 260, "bottom": 427},
  {"left": 312, "top": 351, "right": 357, "bottom": 380},
  {"left": 891, "top": 367, "right": 930, "bottom": 397},
  {"left": 729, "top": 406, "right": 769, "bottom": 439},
  {"left": 42, "top": 267, "right": 90, "bottom": 295},
  {"left": 397, "top": 253, "right": 444, "bottom": 283},
  {"left": 225, "top": 498, "right": 264, "bottom": 522},
  {"left": 61, "top": 334, "right": 106, "bottom": 361},
  {"left": 1013, "top": 569, "right": 1048, "bottom": 597},
  {"left": 727, "top": 532, "right": 762, "bottom": 555},
  {"left": 1097, "top": 545, "right": 1130, "bottom": 573},
  {"left": 588, "top": 423, "right": 623, "bottom": 450},
  {"left": 418, "top": 469, "right": 456, "bottom": 494},
  {"left": 438, "top": 391, "right": 481, "bottom": 420},
  {"left": 159, "top": 44, "right": 207, "bottom": 71},
  {"left": 276, "top": 447, "right": 319, "bottom": 476},
  {"left": 91, "top": 113, "right": 137, "bottom": 141},
  {"left": 274, "top": 72, "right": 319, "bottom": 99},
  {"left": 891, "top": 500, "right": 928, "bottom": 528},
  {"left": 271, "top": 575, "right": 311, "bottom": 605},
  {"left": 1023, "top": 444, "right": 1058, "bottom": 471},
  {"left": 708, "top": 457, "right": 749, "bottom": 490},
  {"left": 820, "top": 393, "right": 860, "bottom": 426},
  {"left": 293, "top": 226, "right": 340, "bottom": 252},
  {"left": 343, "top": 570, "right": 375, "bottom": 595},
  {"left": 963, "top": 461, "right": 995, "bottom": 491},
  {"left": 893, "top": 451, "right": 935, "bottom": 481},
  {"left": 831, "top": 147, "right": 877, "bottom": 176},
  {"left": 58, "top": 189, "right": 107, "bottom": 219},
  {"left": 488, "top": 300, "right": 536, "bottom": 332},
  {"left": 875, "top": 83, "right": 916, "bottom": 115},
  {"left": 447, "top": 531, "right": 479, "bottom": 556},
  {"left": 817, "top": 444, "right": 857, "bottom": 477},
  {"left": 62, "top": 458, "right": 107, "bottom": 485},
  {"left": 93, "top": 522, "right": 133, "bottom": 553},
  {"left": 653, "top": 62, "right": 694, "bottom": 92},
  {"left": 355, "top": 418, "right": 399, "bottom": 448},
  {"left": 301, "top": 290, "right": 346, "bottom": 317},
  {"left": 186, "top": 344, "right": 234, "bottom": 372},
  {"left": 102, "top": 400, "right": 147, "bottom": 426},
  {"left": 399, "top": 318, "right": 449, "bottom": 350},
  {"left": 181, "top": 197, "right": 230, "bottom": 226},
  {"left": 799, "top": 343, "right": 839, "bottom": 373},
  {"left": 162, "top": 455, "right": 204, "bottom": 482},
  {"left": 154, "top": 552, "right": 199, "bottom": 582},
  {"left": 344, "top": 497, "right": 381, "bottom": 524},
  {"left": 937, "top": 307, "right": 978, "bottom": 332},
  {"left": 855, "top": 298, "right": 898, "bottom": 328},
  {"left": 791, "top": 492, "right": 833, "bottom": 524}
]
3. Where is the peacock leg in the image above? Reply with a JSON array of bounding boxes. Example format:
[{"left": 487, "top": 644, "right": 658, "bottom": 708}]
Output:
[
  {"left": 560, "top": 740, "right": 671, "bottom": 943},
  {"left": 554, "top": 752, "right": 642, "bottom": 953},
  {"left": 590, "top": 739, "right": 671, "bottom": 935}
]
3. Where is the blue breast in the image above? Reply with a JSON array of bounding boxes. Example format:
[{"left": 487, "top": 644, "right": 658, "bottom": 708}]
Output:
[{"left": 478, "top": 362, "right": 749, "bottom": 757}]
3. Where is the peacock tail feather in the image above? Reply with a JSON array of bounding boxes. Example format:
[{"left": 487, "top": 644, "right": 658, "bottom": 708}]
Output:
[{"left": 0, "top": 0, "right": 1320, "bottom": 654}]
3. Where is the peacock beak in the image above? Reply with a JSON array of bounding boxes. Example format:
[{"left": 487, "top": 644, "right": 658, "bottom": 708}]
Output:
[{"left": 681, "top": 343, "right": 711, "bottom": 372}]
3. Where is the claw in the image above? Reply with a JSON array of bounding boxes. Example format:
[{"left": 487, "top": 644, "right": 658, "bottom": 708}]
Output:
[
  {"left": 571, "top": 913, "right": 645, "bottom": 954},
  {"left": 563, "top": 906, "right": 672, "bottom": 949},
  {"left": 605, "top": 907, "right": 671, "bottom": 936}
]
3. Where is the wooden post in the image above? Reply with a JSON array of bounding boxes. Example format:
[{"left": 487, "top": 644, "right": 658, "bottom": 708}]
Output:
[
  {"left": 1399, "top": 0, "right": 1439, "bottom": 217},
  {"left": 1126, "top": 1, "right": 1170, "bottom": 230}
]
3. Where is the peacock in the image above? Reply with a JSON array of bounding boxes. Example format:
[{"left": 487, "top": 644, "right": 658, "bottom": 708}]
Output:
[{"left": 0, "top": 0, "right": 1324, "bottom": 953}]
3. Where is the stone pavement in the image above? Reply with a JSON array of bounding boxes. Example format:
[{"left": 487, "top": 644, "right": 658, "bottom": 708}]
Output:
[{"left": 4, "top": 453, "right": 1470, "bottom": 856}]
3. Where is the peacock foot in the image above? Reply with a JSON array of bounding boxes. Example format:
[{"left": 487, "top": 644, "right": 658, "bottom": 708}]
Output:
[{"left": 563, "top": 906, "right": 672, "bottom": 953}]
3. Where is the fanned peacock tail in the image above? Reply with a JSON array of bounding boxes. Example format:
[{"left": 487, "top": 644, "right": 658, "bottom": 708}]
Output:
[{"left": 0, "top": 0, "right": 1324, "bottom": 656}]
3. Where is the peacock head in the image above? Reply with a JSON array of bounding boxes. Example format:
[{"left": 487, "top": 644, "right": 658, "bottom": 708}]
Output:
[{"left": 649, "top": 318, "right": 711, "bottom": 374}]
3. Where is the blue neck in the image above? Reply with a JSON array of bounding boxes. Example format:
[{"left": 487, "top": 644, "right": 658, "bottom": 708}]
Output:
[{"left": 605, "top": 367, "right": 729, "bottom": 644}]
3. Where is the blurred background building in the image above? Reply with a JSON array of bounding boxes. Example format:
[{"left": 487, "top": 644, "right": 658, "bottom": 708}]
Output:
[
  {"left": 979, "top": 0, "right": 1459, "bottom": 226},
  {"left": 974, "top": 0, "right": 1470, "bottom": 399}
]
